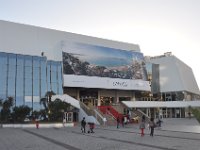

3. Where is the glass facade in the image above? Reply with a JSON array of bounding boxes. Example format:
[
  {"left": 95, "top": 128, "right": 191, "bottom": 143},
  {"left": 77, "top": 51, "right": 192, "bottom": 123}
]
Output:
[{"left": 0, "top": 52, "right": 63, "bottom": 111}]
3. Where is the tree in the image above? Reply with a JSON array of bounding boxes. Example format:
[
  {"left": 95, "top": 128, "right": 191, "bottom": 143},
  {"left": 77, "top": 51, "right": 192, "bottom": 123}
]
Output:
[
  {"left": 12, "top": 105, "right": 31, "bottom": 123},
  {"left": 48, "top": 98, "right": 71, "bottom": 122},
  {"left": 1, "top": 96, "right": 14, "bottom": 123},
  {"left": 39, "top": 91, "right": 56, "bottom": 120},
  {"left": 40, "top": 91, "right": 56, "bottom": 109}
]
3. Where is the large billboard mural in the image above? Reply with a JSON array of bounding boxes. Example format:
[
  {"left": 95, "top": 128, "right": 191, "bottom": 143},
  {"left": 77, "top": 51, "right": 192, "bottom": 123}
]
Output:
[{"left": 62, "top": 42, "right": 147, "bottom": 80}]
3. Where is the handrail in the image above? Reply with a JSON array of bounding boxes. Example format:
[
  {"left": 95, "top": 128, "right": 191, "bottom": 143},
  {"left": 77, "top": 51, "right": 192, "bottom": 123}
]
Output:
[
  {"left": 133, "top": 109, "right": 150, "bottom": 122},
  {"left": 79, "top": 102, "right": 93, "bottom": 116},
  {"left": 80, "top": 102, "right": 104, "bottom": 124},
  {"left": 93, "top": 109, "right": 104, "bottom": 125},
  {"left": 97, "top": 106, "right": 125, "bottom": 121}
]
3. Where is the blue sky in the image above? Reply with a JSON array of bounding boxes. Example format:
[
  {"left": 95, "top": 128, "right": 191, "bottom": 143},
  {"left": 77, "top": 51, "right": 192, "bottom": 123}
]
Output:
[{"left": 1, "top": 0, "right": 200, "bottom": 88}]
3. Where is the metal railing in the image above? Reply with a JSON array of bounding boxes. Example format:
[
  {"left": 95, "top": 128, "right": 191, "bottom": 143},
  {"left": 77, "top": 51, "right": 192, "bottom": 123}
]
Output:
[{"left": 79, "top": 102, "right": 104, "bottom": 124}]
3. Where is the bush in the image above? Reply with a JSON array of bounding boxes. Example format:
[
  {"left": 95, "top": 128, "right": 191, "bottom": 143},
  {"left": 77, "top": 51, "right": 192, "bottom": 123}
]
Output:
[
  {"left": 12, "top": 105, "right": 31, "bottom": 123},
  {"left": 191, "top": 108, "right": 200, "bottom": 123}
]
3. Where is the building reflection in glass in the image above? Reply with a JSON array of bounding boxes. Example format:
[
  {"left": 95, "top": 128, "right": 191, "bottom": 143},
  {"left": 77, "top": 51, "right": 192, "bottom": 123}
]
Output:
[{"left": 0, "top": 52, "right": 63, "bottom": 111}]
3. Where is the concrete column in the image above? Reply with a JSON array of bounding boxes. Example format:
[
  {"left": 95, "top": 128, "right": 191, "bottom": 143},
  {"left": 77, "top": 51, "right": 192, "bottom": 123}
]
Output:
[
  {"left": 76, "top": 89, "right": 80, "bottom": 100},
  {"left": 131, "top": 91, "right": 135, "bottom": 101},
  {"left": 97, "top": 90, "right": 101, "bottom": 106},
  {"left": 115, "top": 90, "right": 119, "bottom": 103}
]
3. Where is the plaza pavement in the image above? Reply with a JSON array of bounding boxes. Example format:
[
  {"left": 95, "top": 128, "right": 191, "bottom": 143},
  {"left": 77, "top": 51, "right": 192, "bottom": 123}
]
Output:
[{"left": 0, "top": 118, "right": 200, "bottom": 150}]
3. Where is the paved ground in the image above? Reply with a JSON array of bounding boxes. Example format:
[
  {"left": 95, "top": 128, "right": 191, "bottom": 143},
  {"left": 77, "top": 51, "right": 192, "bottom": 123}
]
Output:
[{"left": 0, "top": 118, "right": 200, "bottom": 150}]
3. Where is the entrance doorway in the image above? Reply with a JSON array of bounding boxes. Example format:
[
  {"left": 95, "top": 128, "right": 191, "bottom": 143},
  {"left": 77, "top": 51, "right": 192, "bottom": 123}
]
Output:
[
  {"left": 80, "top": 89, "right": 98, "bottom": 107},
  {"left": 63, "top": 112, "right": 73, "bottom": 123},
  {"left": 100, "top": 97, "right": 114, "bottom": 106}
]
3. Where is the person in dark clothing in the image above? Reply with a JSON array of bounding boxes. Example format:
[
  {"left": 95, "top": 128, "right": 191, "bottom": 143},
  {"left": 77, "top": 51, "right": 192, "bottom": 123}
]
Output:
[
  {"left": 117, "top": 117, "right": 120, "bottom": 128},
  {"left": 149, "top": 118, "right": 156, "bottom": 136},
  {"left": 142, "top": 115, "right": 145, "bottom": 122},
  {"left": 156, "top": 118, "right": 162, "bottom": 127},
  {"left": 122, "top": 117, "right": 124, "bottom": 127},
  {"left": 88, "top": 122, "right": 95, "bottom": 133},
  {"left": 81, "top": 117, "right": 86, "bottom": 133}
]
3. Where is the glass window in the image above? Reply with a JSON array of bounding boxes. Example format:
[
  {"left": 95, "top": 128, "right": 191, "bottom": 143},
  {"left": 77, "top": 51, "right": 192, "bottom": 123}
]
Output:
[
  {"left": 0, "top": 53, "right": 7, "bottom": 99},
  {"left": 16, "top": 77, "right": 24, "bottom": 106},
  {"left": 33, "top": 79, "right": 39, "bottom": 96},
  {"left": 16, "top": 96, "right": 24, "bottom": 106},
  {"left": 0, "top": 52, "right": 8, "bottom": 65},
  {"left": 51, "top": 63, "right": 57, "bottom": 72},
  {"left": 58, "top": 65, "right": 63, "bottom": 94},
  {"left": 41, "top": 79, "right": 47, "bottom": 98},
  {"left": 33, "top": 57, "right": 40, "bottom": 68},
  {"left": 25, "top": 66, "right": 32, "bottom": 79},
  {"left": 7, "top": 77, "right": 15, "bottom": 97},
  {"left": 0, "top": 77, "right": 6, "bottom": 98},
  {"left": 33, "top": 67, "right": 39, "bottom": 80},
  {"left": 41, "top": 61, "right": 47, "bottom": 80},
  {"left": 47, "top": 64, "right": 51, "bottom": 83},
  {"left": 0, "top": 65, "right": 7, "bottom": 78},
  {"left": 47, "top": 82, "right": 51, "bottom": 92},
  {"left": 8, "top": 65, "right": 16, "bottom": 78},
  {"left": 51, "top": 70, "right": 57, "bottom": 82},
  {"left": 17, "top": 55, "right": 24, "bottom": 66},
  {"left": 24, "top": 56, "right": 32, "bottom": 67},
  {"left": 16, "top": 66, "right": 24, "bottom": 78},
  {"left": 51, "top": 82, "right": 57, "bottom": 94},
  {"left": 25, "top": 101, "right": 32, "bottom": 109},
  {"left": 33, "top": 102, "right": 41, "bottom": 111},
  {"left": 8, "top": 54, "right": 16, "bottom": 65},
  {"left": 25, "top": 78, "right": 32, "bottom": 95}
]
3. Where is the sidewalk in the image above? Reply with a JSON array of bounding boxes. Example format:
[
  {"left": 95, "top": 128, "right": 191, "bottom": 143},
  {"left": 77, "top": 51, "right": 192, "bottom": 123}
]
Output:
[
  {"left": 159, "top": 118, "right": 200, "bottom": 133},
  {"left": 1, "top": 122, "right": 74, "bottom": 128},
  {"left": 0, "top": 118, "right": 200, "bottom": 150}
]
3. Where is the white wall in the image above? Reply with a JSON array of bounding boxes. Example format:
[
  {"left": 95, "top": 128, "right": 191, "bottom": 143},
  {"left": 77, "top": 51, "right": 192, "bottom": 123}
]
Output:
[
  {"left": 64, "top": 75, "right": 150, "bottom": 91},
  {"left": 150, "top": 56, "right": 199, "bottom": 95},
  {"left": 0, "top": 20, "right": 140, "bottom": 61}
]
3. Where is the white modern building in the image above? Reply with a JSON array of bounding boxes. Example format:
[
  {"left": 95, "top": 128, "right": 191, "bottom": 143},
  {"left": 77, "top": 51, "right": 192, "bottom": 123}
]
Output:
[
  {"left": 0, "top": 20, "right": 200, "bottom": 122},
  {"left": 123, "top": 53, "right": 200, "bottom": 118}
]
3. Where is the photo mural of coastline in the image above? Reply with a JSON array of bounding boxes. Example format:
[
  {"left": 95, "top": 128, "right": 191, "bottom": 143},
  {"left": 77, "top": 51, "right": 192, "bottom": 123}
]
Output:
[{"left": 62, "top": 42, "right": 147, "bottom": 80}]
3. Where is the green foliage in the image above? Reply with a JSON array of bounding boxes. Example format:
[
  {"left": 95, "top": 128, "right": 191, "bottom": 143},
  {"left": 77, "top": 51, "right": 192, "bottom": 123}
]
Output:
[
  {"left": 0, "top": 96, "right": 14, "bottom": 122},
  {"left": 0, "top": 94, "right": 74, "bottom": 123},
  {"left": 40, "top": 91, "right": 56, "bottom": 111},
  {"left": 12, "top": 105, "right": 31, "bottom": 123},
  {"left": 191, "top": 108, "right": 200, "bottom": 123},
  {"left": 48, "top": 99, "right": 71, "bottom": 122}
]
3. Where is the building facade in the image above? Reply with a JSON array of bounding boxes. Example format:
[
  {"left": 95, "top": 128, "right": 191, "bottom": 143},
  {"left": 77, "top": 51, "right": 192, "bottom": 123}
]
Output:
[
  {"left": 0, "top": 52, "right": 63, "bottom": 111},
  {"left": 0, "top": 20, "right": 200, "bottom": 120}
]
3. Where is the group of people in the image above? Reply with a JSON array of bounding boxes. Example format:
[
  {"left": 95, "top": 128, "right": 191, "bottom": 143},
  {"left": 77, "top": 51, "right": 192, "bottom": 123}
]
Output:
[
  {"left": 81, "top": 115, "right": 161, "bottom": 137},
  {"left": 139, "top": 115, "right": 162, "bottom": 137},
  {"left": 81, "top": 117, "right": 95, "bottom": 133}
]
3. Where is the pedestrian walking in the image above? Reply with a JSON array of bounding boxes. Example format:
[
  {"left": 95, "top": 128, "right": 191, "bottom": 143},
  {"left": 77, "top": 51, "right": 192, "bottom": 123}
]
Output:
[
  {"left": 88, "top": 122, "right": 95, "bottom": 133},
  {"left": 149, "top": 118, "right": 156, "bottom": 136},
  {"left": 156, "top": 118, "right": 162, "bottom": 127},
  {"left": 35, "top": 120, "right": 39, "bottom": 129},
  {"left": 142, "top": 115, "right": 145, "bottom": 122},
  {"left": 117, "top": 116, "right": 120, "bottom": 128},
  {"left": 122, "top": 117, "right": 124, "bottom": 127},
  {"left": 103, "top": 117, "right": 107, "bottom": 126},
  {"left": 81, "top": 117, "right": 86, "bottom": 133},
  {"left": 139, "top": 120, "right": 145, "bottom": 136}
]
